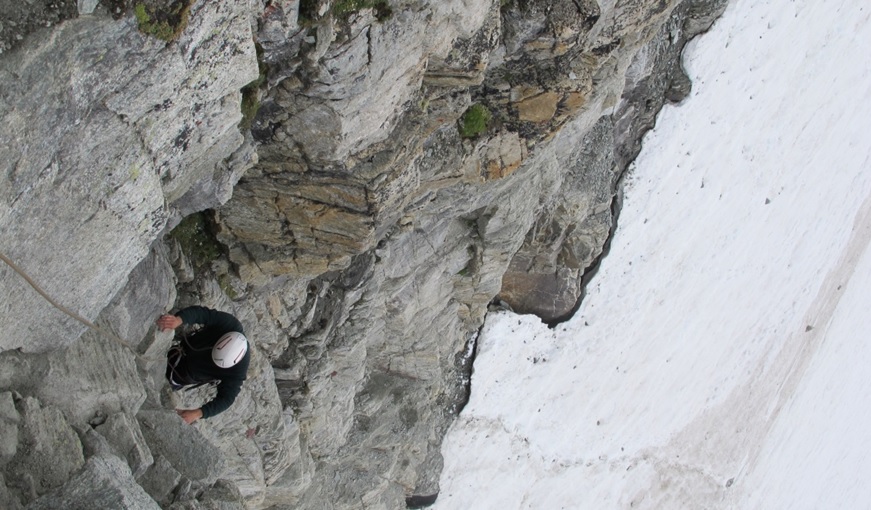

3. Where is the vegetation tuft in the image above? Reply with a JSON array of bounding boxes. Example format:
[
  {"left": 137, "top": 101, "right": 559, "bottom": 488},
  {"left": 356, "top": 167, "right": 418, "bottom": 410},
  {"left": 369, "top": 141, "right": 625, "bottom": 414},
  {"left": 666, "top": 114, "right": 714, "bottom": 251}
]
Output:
[
  {"left": 218, "top": 273, "right": 239, "bottom": 300},
  {"left": 240, "top": 44, "right": 269, "bottom": 130},
  {"left": 459, "top": 104, "right": 492, "bottom": 139},
  {"left": 333, "top": 0, "right": 392, "bottom": 20},
  {"left": 240, "top": 90, "right": 260, "bottom": 131},
  {"left": 168, "top": 212, "right": 223, "bottom": 269},
  {"left": 134, "top": 1, "right": 192, "bottom": 42},
  {"left": 299, "top": 0, "right": 392, "bottom": 24}
]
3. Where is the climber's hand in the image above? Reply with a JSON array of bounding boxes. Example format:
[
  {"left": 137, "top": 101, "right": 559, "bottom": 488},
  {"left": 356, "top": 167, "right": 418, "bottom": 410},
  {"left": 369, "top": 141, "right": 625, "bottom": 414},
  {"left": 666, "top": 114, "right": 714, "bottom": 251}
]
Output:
[
  {"left": 157, "top": 314, "right": 183, "bottom": 331},
  {"left": 176, "top": 408, "right": 203, "bottom": 424}
]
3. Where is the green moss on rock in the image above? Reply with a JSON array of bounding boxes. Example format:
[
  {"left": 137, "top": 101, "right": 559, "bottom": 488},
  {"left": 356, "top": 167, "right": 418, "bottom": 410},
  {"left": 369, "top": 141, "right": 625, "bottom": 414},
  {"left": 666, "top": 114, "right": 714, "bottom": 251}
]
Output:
[
  {"left": 218, "top": 274, "right": 239, "bottom": 300},
  {"left": 333, "top": 0, "right": 392, "bottom": 20},
  {"left": 459, "top": 104, "right": 492, "bottom": 139},
  {"left": 300, "top": 0, "right": 392, "bottom": 23},
  {"left": 169, "top": 212, "right": 223, "bottom": 269},
  {"left": 134, "top": 1, "right": 192, "bottom": 42},
  {"left": 240, "top": 44, "right": 268, "bottom": 130}
]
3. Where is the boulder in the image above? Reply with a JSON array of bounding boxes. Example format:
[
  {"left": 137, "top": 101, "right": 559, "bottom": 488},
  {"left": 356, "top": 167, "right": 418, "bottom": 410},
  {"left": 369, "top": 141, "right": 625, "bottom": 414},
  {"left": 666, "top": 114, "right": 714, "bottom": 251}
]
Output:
[
  {"left": 0, "top": 473, "right": 23, "bottom": 510},
  {"left": 95, "top": 412, "right": 154, "bottom": 478},
  {"left": 36, "top": 329, "right": 146, "bottom": 425},
  {"left": 137, "top": 410, "right": 225, "bottom": 483},
  {"left": 169, "top": 479, "right": 246, "bottom": 510},
  {"left": 138, "top": 455, "right": 183, "bottom": 506},
  {"left": 0, "top": 392, "right": 19, "bottom": 465},
  {"left": 26, "top": 454, "right": 160, "bottom": 510},
  {"left": 3, "top": 397, "right": 84, "bottom": 505}
]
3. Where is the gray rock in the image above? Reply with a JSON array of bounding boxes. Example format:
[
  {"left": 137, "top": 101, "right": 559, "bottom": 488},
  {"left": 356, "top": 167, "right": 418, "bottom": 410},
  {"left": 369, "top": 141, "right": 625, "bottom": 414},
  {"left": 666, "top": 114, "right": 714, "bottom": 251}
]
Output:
[
  {"left": 259, "top": 412, "right": 313, "bottom": 507},
  {"left": 3, "top": 397, "right": 84, "bottom": 505},
  {"left": 498, "top": 117, "right": 618, "bottom": 321},
  {"left": 212, "top": 0, "right": 730, "bottom": 506},
  {"left": 77, "top": 0, "right": 100, "bottom": 15},
  {"left": 3, "top": 243, "right": 170, "bottom": 429},
  {"left": 0, "top": 0, "right": 731, "bottom": 507},
  {"left": 138, "top": 455, "right": 182, "bottom": 507},
  {"left": 253, "top": 0, "right": 493, "bottom": 166},
  {"left": 137, "top": 410, "right": 225, "bottom": 483},
  {"left": 168, "top": 481, "right": 246, "bottom": 510},
  {"left": 95, "top": 412, "right": 154, "bottom": 478},
  {"left": 0, "top": 0, "right": 77, "bottom": 55},
  {"left": 76, "top": 425, "right": 117, "bottom": 459},
  {"left": 0, "top": 473, "right": 23, "bottom": 510},
  {"left": 98, "top": 242, "right": 177, "bottom": 354},
  {"left": 0, "top": 392, "right": 19, "bottom": 464},
  {"left": 0, "top": 0, "right": 258, "bottom": 354},
  {"left": 171, "top": 478, "right": 200, "bottom": 505},
  {"left": 0, "top": 352, "right": 49, "bottom": 399},
  {"left": 35, "top": 328, "right": 146, "bottom": 425},
  {"left": 168, "top": 345, "right": 295, "bottom": 508},
  {"left": 26, "top": 454, "right": 160, "bottom": 510}
]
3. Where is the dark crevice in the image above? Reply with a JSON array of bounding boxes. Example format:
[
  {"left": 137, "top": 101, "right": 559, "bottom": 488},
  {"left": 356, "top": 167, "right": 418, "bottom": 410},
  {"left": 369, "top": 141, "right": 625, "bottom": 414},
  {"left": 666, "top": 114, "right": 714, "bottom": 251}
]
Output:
[
  {"left": 406, "top": 324, "right": 484, "bottom": 509},
  {"left": 406, "top": 493, "right": 439, "bottom": 508},
  {"left": 451, "top": 326, "right": 482, "bottom": 418}
]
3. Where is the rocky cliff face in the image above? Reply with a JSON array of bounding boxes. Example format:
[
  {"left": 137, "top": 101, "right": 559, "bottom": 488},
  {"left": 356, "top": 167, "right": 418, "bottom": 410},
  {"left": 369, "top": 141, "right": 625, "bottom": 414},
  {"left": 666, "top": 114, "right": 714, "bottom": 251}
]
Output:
[{"left": 0, "top": 0, "right": 726, "bottom": 508}]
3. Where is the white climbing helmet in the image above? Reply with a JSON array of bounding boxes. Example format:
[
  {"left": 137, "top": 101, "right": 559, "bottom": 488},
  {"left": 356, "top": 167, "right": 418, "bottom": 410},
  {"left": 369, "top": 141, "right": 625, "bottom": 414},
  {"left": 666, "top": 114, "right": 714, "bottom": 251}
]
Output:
[{"left": 212, "top": 332, "right": 248, "bottom": 368}]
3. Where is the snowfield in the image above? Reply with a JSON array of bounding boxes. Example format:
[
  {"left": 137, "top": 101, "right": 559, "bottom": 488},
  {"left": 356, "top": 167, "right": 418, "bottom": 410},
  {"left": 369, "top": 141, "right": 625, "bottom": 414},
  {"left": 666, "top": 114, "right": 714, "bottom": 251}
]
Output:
[{"left": 436, "top": 0, "right": 871, "bottom": 508}]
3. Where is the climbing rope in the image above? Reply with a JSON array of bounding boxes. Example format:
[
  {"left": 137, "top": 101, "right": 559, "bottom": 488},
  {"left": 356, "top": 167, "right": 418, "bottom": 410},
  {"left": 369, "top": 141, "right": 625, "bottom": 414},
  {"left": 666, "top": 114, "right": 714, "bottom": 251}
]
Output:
[{"left": 0, "top": 250, "right": 163, "bottom": 362}]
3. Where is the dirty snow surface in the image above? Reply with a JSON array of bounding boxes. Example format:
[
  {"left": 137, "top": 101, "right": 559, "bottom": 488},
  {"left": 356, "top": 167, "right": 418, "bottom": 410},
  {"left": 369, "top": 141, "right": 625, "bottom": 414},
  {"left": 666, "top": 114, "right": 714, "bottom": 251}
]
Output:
[{"left": 436, "top": 0, "right": 871, "bottom": 508}]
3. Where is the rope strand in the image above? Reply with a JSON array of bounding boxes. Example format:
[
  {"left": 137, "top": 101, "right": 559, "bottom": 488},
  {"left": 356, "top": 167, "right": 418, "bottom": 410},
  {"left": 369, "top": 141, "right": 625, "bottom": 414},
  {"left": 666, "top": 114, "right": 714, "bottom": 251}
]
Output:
[{"left": 0, "top": 250, "right": 162, "bottom": 362}]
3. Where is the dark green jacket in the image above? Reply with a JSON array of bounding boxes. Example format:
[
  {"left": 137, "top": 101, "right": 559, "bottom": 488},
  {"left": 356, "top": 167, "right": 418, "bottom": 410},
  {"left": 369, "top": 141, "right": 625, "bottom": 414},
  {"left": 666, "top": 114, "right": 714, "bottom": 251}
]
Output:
[{"left": 176, "top": 306, "right": 250, "bottom": 419}]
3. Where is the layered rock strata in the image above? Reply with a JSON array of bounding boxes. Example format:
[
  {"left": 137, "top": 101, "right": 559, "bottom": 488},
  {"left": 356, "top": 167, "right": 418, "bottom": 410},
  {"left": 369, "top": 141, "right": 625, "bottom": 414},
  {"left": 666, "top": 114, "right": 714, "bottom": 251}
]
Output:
[{"left": 0, "top": 0, "right": 727, "bottom": 508}]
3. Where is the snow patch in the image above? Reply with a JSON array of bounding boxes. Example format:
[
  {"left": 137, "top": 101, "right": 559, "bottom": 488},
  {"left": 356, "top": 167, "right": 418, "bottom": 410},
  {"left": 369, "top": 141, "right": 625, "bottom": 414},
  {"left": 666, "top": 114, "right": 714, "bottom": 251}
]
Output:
[{"left": 437, "top": 0, "right": 871, "bottom": 508}]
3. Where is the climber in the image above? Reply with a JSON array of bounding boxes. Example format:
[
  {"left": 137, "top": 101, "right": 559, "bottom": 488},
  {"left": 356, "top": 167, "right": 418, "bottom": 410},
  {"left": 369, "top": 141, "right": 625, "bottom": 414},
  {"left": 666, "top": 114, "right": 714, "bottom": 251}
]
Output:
[{"left": 157, "top": 306, "right": 250, "bottom": 424}]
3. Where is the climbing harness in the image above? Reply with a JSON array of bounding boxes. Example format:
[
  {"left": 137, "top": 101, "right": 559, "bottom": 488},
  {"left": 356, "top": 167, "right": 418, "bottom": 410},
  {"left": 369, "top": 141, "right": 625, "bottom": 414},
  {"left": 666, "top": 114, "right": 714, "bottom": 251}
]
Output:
[{"left": 166, "top": 334, "right": 220, "bottom": 392}]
